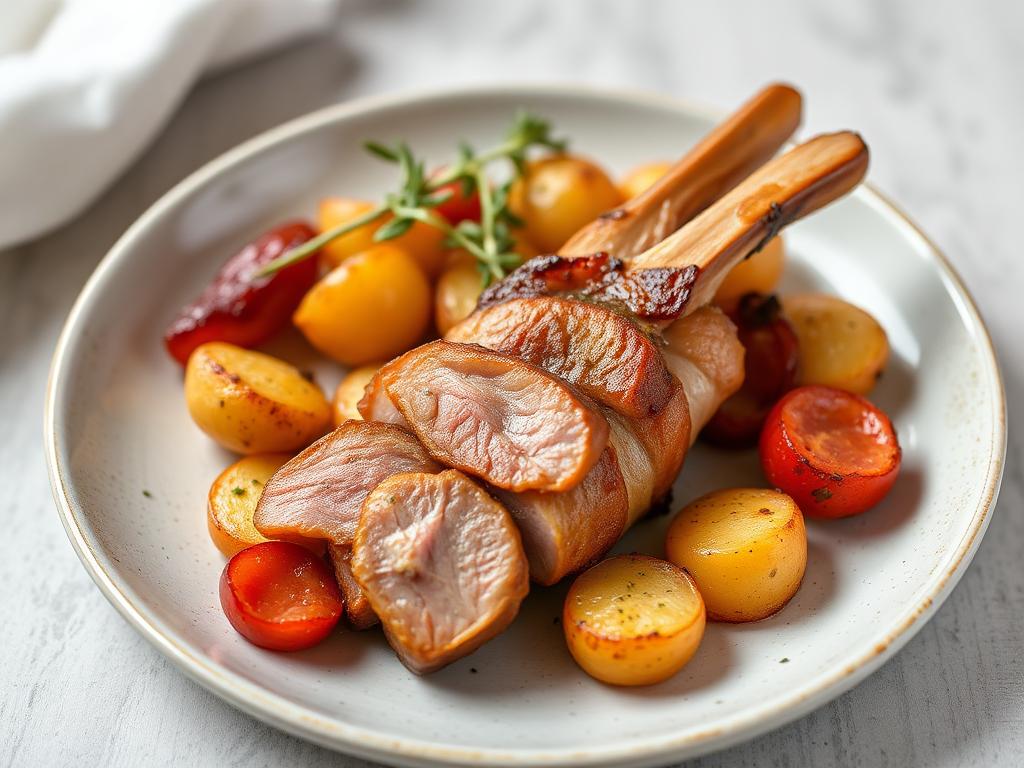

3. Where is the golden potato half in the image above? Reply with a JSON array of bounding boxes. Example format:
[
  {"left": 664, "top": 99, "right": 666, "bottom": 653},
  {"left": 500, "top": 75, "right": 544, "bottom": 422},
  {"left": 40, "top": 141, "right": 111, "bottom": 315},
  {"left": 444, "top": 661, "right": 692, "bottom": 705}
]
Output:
[
  {"left": 209, "top": 453, "right": 282, "bottom": 555},
  {"left": 184, "top": 342, "right": 331, "bottom": 454},
  {"left": 564, "top": 554, "right": 705, "bottom": 686},
  {"left": 666, "top": 488, "right": 806, "bottom": 622},
  {"left": 782, "top": 293, "right": 889, "bottom": 395},
  {"left": 208, "top": 454, "right": 325, "bottom": 558}
]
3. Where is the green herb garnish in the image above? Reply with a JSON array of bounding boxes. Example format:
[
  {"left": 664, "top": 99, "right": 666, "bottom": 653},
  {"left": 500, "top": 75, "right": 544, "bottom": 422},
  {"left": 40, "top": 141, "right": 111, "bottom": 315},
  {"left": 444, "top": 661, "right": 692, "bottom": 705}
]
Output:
[{"left": 256, "top": 112, "right": 566, "bottom": 286}]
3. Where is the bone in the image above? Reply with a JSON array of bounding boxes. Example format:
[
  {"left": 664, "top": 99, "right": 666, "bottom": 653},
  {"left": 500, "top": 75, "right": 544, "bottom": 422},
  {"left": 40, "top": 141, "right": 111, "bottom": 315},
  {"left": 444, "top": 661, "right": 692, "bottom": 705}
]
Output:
[
  {"left": 632, "top": 131, "right": 869, "bottom": 313},
  {"left": 559, "top": 83, "right": 802, "bottom": 258}
]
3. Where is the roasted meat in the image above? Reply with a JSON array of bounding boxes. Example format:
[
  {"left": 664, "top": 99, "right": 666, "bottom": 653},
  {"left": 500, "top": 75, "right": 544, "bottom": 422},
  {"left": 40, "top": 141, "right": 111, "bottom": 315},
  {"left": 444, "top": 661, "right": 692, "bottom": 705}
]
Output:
[
  {"left": 254, "top": 421, "right": 440, "bottom": 544},
  {"left": 255, "top": 87, "right": 871, "bottom": 673},
  {"left": 493, "top": 445, "right": 628, "bottom": 585},
  {"left": 446, "top": 295, "right": 676, "bottom": 418},
  {"left": 477, "top": 253, "right": 697, "bottom": 322},
  {"left": 662, "top": 307, "right": 747, "bottom": 438},
  {"left": 459, "top": 307, "right": 735, "bottom": 585},
  {"left": 253, "top": 421, "right": 440, "bottom": 629},
  {"left": 358, "top": 340, "right": 610, "bottom": 493},
  {"left": 351, "top": 470, "right": 529, "bottom": 673},
  {"left": 327, "top": 542, "right": 379, "bottom": 630}
]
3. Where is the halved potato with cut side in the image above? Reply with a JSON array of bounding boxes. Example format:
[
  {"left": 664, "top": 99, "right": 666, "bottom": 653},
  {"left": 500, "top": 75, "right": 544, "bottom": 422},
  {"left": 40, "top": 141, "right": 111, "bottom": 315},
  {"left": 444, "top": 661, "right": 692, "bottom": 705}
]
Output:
[
  {"left": 782, "top": 293, "right": 889, "bottom": 395},
  {"left": 207, "top": 454, "right": 324, "bottom": 557},
  {"left": 184, "top": 342, "right": 331, "bottom": 454},
  {"left": 563, "top": 554, "right": 705, "bottom": 686},
  {"left": 666, "top": 488, "right": 806, "bottom": 622}
]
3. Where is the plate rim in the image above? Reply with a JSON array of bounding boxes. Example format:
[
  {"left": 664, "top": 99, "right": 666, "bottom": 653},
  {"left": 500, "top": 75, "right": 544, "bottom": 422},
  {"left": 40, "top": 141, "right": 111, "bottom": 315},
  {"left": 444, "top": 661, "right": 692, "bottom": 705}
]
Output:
[{"left": 44, "top": 82, "right": 1008, "bottom": 767}]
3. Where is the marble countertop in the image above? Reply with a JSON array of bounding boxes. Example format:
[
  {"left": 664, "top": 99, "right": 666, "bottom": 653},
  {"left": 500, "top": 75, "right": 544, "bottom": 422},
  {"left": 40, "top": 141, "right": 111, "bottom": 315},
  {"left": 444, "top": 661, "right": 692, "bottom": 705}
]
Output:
[{"left": 2, "top": 1, "right": 1021, "bottom": 765}]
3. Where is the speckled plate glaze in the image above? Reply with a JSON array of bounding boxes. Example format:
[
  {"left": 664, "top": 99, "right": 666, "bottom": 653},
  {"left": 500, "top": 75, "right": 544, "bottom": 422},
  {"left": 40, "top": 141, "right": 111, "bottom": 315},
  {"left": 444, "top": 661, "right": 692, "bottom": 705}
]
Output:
[{"left": 45, "top": 85, "right": 1005, "bottom": 767}]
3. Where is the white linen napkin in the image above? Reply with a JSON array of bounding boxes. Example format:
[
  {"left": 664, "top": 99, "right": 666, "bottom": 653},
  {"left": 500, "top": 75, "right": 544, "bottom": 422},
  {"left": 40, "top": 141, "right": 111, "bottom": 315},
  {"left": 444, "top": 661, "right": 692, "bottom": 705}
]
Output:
[{"left": 0, "top": 0, "right": 340, "bottom": 249}]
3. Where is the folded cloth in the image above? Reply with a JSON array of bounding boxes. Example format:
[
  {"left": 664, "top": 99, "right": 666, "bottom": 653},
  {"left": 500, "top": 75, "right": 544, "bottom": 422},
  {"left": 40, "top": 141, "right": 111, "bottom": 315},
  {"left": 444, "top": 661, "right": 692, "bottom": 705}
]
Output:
[{"left": 0, "top": 0, "right": 340, "bottom": 249}]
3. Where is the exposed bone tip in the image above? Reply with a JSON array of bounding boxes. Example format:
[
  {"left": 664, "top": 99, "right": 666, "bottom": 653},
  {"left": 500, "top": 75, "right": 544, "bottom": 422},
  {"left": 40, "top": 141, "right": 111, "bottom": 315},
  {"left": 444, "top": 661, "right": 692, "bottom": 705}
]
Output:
[{"left": 764, "top": 82, "right": 803, "bottom": 104}]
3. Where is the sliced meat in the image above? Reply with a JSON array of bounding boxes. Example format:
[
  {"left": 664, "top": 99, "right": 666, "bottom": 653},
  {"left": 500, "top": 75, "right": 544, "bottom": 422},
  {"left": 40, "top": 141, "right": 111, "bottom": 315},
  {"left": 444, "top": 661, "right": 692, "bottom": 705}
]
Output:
[
  {"left": 446, "top": 296, "right": 675, "bottom": 418},
  {"left": 358, "top": 340, "right": 609, "bottom": 493},
  {"left": 358, "top": 374, "right": 404, "bottom": 424},
  {"left": 351, "top": 470, "right": 529, "bottom": 674},
  {"left": 661, "top": 306, "right": 746, "bottom": 439},
  {"left": 493, "top": 445, "right": 628, "bottom": 585},
  {"left": 253, "top": 421, "right": 441, "bottom": 545},
  {"left": 327, "top": 542, "right": 378, "bottom": 630}
]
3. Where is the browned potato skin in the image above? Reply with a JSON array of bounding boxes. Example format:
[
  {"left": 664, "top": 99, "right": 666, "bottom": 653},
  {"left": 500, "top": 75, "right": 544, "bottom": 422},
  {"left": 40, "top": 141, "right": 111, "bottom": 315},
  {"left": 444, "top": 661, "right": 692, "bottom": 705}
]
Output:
[
  {"left": 207, "top": 453, "right": 325, "bottom": 557},
  {"left": 563, "top": 554, "right": 706, "bottom": 686},
  {"left": 185, "top": 342, "right": 332, "bottom": 454},
  {"left": 782, "top": 293, "right": 889, "bottom": 395},
  {"left": 665, "top": 488, "right": 806, "bottom": 622}
]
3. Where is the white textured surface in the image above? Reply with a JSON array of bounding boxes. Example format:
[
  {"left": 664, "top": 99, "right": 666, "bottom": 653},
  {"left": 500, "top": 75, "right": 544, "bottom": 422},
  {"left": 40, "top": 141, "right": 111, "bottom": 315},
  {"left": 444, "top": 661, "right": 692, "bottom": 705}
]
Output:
[{"left": 1, "top": 1, "right": 1021, "bottom": 766}]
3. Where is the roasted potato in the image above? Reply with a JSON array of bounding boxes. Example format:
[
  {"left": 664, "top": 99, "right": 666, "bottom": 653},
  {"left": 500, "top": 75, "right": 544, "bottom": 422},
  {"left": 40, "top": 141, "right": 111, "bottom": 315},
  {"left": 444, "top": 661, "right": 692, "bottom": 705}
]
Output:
[
  {"left": 207, "top": 453, "right": 325, "bottom": 557},
  {"left": 293, "top": 244, "right": 432, "bottom": 366},
  {"left": 435, "top": 251, "right": 483, "bottom": 335},
  {"left": 317, "top": 197, "right": 381, "bottom": 269},
  {"left": 318, "top": 196, "right": 446, "bottom": 277},
  {"left": 666, "top": 488, "right": 806, "bottom": 622},
  {"left": 185, "top": 342, "right": 331, "bottom": 454},
  {"left": 714, "top": 237, "right": 786, "bottom": 308},
  {"left": 782, "top": 293, "right": 889, "bottom": 394},
  {"left": 564, "top": 554, "right": 705, "bottom": 686},
  {"left": 508, "top": 155, "right": 623, "bottom": 252},
  {"left": 331, "top": 364, "right": 381, "bottom": 426},
  {"left": 618, "top": 161, "right": 672, "bottom": 199}
]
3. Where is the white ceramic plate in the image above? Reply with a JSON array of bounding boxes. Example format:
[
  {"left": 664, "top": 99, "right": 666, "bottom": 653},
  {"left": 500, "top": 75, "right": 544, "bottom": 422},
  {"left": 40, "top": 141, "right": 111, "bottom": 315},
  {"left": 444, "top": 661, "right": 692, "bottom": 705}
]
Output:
[{"left": 46, "top": 85, "right": 1006, "bottom": 767}]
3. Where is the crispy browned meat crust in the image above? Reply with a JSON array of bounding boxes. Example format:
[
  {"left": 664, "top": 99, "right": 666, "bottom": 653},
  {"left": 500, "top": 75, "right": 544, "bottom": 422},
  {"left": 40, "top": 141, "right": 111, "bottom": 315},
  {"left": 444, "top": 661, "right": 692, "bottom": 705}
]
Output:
[
  {"left": 478, "top": 253, "right": 698, "bottom": 323},
  {"left": 447, "top": 295, "right": 676, "bottom": 418}
]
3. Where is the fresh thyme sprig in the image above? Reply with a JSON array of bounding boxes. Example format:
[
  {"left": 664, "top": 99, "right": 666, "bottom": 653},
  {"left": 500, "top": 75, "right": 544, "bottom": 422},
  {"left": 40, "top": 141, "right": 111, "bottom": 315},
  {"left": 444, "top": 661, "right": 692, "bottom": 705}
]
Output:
[{"left": 256, "top": 111, "right": 566, "bottom": 283}]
